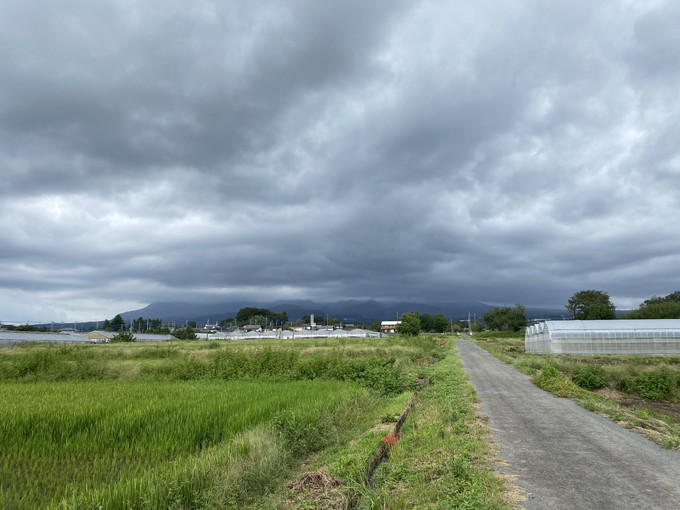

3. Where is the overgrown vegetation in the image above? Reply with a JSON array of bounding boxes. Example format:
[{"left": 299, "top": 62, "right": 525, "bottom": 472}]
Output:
[
  {"left": 0, "top": 342, "right": 418, "bottom": 395},
  {"left": 0, "top": 335, "right": 472, "bottom": 508},
  {"left": 351, "top": 340, "right": 520, "bottom": 509},
  {"left": 245, "top": 338, "right": 520, "bottom": 510}
]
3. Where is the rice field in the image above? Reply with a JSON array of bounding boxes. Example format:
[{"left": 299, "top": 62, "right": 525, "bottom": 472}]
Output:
[
  {"left": 0, "top": 379, "right": 368, "bottom": 509},
  {"left": 0, "top": 335, "right": 440, "bottom": 508}
]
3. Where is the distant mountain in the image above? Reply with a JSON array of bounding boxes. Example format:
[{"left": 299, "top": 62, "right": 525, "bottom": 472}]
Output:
[
  {"left": 118, "top": 299, "right": 564, "bottom": 326},
  {"left": 26, "top": 301, "right": 571, "bottom": 330}
]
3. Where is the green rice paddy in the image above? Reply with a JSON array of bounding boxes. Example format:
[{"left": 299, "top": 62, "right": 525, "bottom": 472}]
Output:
[{"left": 0, "top": 376, "right": 370, "bottom": 508}]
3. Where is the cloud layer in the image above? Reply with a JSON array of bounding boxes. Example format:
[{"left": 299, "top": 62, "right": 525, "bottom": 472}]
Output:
[{"left": 2, "top": 0, "right": 680, "bottom": 321}]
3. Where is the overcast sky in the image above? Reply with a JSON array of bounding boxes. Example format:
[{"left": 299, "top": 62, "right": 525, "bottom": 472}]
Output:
[{"left": 2, "top": 1, "right": 680, "bottom": 322}]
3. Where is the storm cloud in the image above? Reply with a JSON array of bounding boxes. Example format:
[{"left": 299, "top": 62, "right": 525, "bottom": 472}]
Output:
[{"left": 2, "top": 0, "right": 680, "bottom": 322}]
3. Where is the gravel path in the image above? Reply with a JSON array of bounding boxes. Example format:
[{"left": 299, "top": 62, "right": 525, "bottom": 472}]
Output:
[{"left": 456, "top": 338, "right": 680, "bottom": 510}]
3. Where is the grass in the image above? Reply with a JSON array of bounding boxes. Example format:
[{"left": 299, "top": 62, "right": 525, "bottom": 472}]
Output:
[
  {"left": 0, "top": 334, "right": 522, "bottom": 508},
  {"left": 0, "top": 335, "right": 443, "bottom": 508},
  {"left": 470, "top": 332, "right": 680, "bottom": 451},
  {"left": 353, "top": 340, "right": 521, "bottom": 509},
  {"left": 0, "top": 338, "right": 433, "bottom": 390},
  {"left": 245, "top": 338, "right": 521, "bottom": 510},
  {"left": 0, "top": 380, "right": 375, "bottom": 509}
]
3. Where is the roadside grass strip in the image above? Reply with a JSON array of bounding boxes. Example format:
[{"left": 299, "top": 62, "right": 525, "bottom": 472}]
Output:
[
  {"left": 356, "top": 341, "right": 521, "bottom": 509},
  {"left": 259, "top": 340, "right": 520, "bottom": 510}
]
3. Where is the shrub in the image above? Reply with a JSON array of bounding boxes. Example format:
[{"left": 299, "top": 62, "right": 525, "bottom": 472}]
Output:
[
  {"left": 617, "top": 368, "right": 674, "bottom": 400},
  {"left": 634, "top": 369, "right": 674, "bottom": 400},
  {"left": 572, "top": 364, "right": 607, "bottom": 390},
  {"left": 110, "top": 331, "right": 136, "bottom": 343},
  {"left": 535, "top": 364, "right": 559, "bottom": 381},
  {"left": 172, "top": 327, "right": 197, "bottom": 340}
]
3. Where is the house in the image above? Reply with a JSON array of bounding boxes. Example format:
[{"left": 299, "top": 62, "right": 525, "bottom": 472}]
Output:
[{"left": 381, "top": 321, "right": 401, "bottom": 334}]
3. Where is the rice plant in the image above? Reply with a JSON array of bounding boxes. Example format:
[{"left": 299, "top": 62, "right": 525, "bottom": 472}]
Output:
[{"left": 0, "top": 379, "right": 368, "bottom": 509}]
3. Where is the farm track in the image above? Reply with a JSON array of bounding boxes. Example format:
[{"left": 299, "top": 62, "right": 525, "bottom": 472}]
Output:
[{"left": 457, "top": 338, "right": 680, "bottom": 510}]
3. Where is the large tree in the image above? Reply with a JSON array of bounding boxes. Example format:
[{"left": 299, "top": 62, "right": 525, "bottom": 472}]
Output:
[
  {"left": 566, "top": 290, "right": 616, "bottom": 320},
  {"left": 483, "top": 304, "right": 528, "bottom": 331},
  {"left": 109, "top": 314, "right": 125, "bottom": 331},
  {"left": 397, "top": 311, "right": 421, "bottom": 336},
  {"left": 419, "top": 313, "right": 451, "bottom": 333}
]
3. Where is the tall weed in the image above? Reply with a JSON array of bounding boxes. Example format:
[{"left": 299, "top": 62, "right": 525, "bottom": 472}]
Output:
[{"left": 618, "top": 368, "right": 675, "bottom": 400}]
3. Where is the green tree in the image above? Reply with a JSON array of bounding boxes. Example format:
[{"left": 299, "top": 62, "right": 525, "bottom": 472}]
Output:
[
  {"left": 235, "top": 307, "right": 287, "bottom": 327},
  {"left": 397, "top": 311, "right": 421, "bottom": 336},
  {"left": 173, "top": 327, "right": 197, "bottom": 340},
  {"left": 249, "top": 315, "right": 268, "bottom": 328},
  {"left": 483, "top": 304, "right": 528, "bottom": 331},
  {"left": 368, "top": 321, "right": 382, "bottom": 332},
  {"left": 109, "top": 314, "right": 125, "bottom": 331},
  {"left": 146, "top": 319, "right": 167, "bottom": 333},
  {"left": 419, "top": 313, "right": 451, "bottom": 333},
  {"left": 131, "top": 317, "right": 145, "bottom": 332},
  {"left": 14, "top": 324, "right": 45, "bottom": 332},
  {"left": 643, "top": 291, "right": 680, "bottom": 305},
  {"left": 626, "top": 291, "right": 680, "bottom": 319},
  {"left": 470, "top": 319, "right": 485, "bottom": 333},
  {"left": 566, "top": 290, "right": 616, "bottom": 320}
]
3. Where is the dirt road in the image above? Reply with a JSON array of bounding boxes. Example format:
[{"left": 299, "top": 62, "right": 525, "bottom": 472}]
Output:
[{"left": 456, "top": 338, "right": 680, "bottom": 510}]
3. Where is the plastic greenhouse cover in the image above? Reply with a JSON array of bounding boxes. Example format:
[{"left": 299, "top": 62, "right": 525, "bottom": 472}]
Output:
[{"left": 541, "top": 319, "right": 680, "bottom": 330}]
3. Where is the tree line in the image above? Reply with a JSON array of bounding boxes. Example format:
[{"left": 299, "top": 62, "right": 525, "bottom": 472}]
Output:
[{"left": 565, "top": 289, "right": 680, "bottom": 320}]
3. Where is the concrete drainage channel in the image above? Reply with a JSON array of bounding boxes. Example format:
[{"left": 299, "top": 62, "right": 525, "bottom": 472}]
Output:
[
  {"left": 348, "top": 370, "right": 433, "bottom": 509},
  {"left": 367, "top": 395, "right": 415, "bottom": 486}
]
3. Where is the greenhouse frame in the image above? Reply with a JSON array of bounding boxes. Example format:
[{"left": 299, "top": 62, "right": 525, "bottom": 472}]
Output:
[{"left": 524, "top": 319, "right": 680, "bottom": 355}]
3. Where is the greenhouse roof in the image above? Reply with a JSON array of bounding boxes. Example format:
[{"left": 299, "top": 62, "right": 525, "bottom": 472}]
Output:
[
  {"left": 526, "top": 319, "right": 680, "bottom": 340},
  {"left": 536, "top": 319, "right": 680, "bottom": 331},
  {"left": 525, "top": 319, "right": 680, "bottom": 354}
]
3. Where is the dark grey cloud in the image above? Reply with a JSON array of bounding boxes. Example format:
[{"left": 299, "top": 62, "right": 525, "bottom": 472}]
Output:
[{"left": 2, "top": 0, "right": 680, "bottom": 321}]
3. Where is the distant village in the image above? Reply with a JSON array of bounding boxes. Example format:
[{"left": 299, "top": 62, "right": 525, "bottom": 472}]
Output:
[
  {"left": 0, "top": 312, "right": 409, "bottom": 347},
  {"left": 0, "top": 304, "right": 472, "bottom": 347}
]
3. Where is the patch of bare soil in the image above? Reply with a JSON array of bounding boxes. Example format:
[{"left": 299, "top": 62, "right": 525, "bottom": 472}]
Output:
[
  {"left": 595, "top": 388, "right": 680, "bottom": 423},
  {"left": 286, "top": 470, "right": 345, "bottom": 510}
]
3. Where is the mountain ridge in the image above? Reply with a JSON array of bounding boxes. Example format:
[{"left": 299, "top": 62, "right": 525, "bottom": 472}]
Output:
[{"left": 119, "top": 299, "right": 565, "bottom": 325}]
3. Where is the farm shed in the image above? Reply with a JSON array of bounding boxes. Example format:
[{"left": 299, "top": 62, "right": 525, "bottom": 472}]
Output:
[{"left": 525, "top": 319, "right": 680, "bottom": 355}]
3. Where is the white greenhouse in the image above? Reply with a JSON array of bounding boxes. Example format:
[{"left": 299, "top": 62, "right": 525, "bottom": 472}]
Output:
[{"left": 525, "top": 319, "right": 680, "bottom": 355}]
